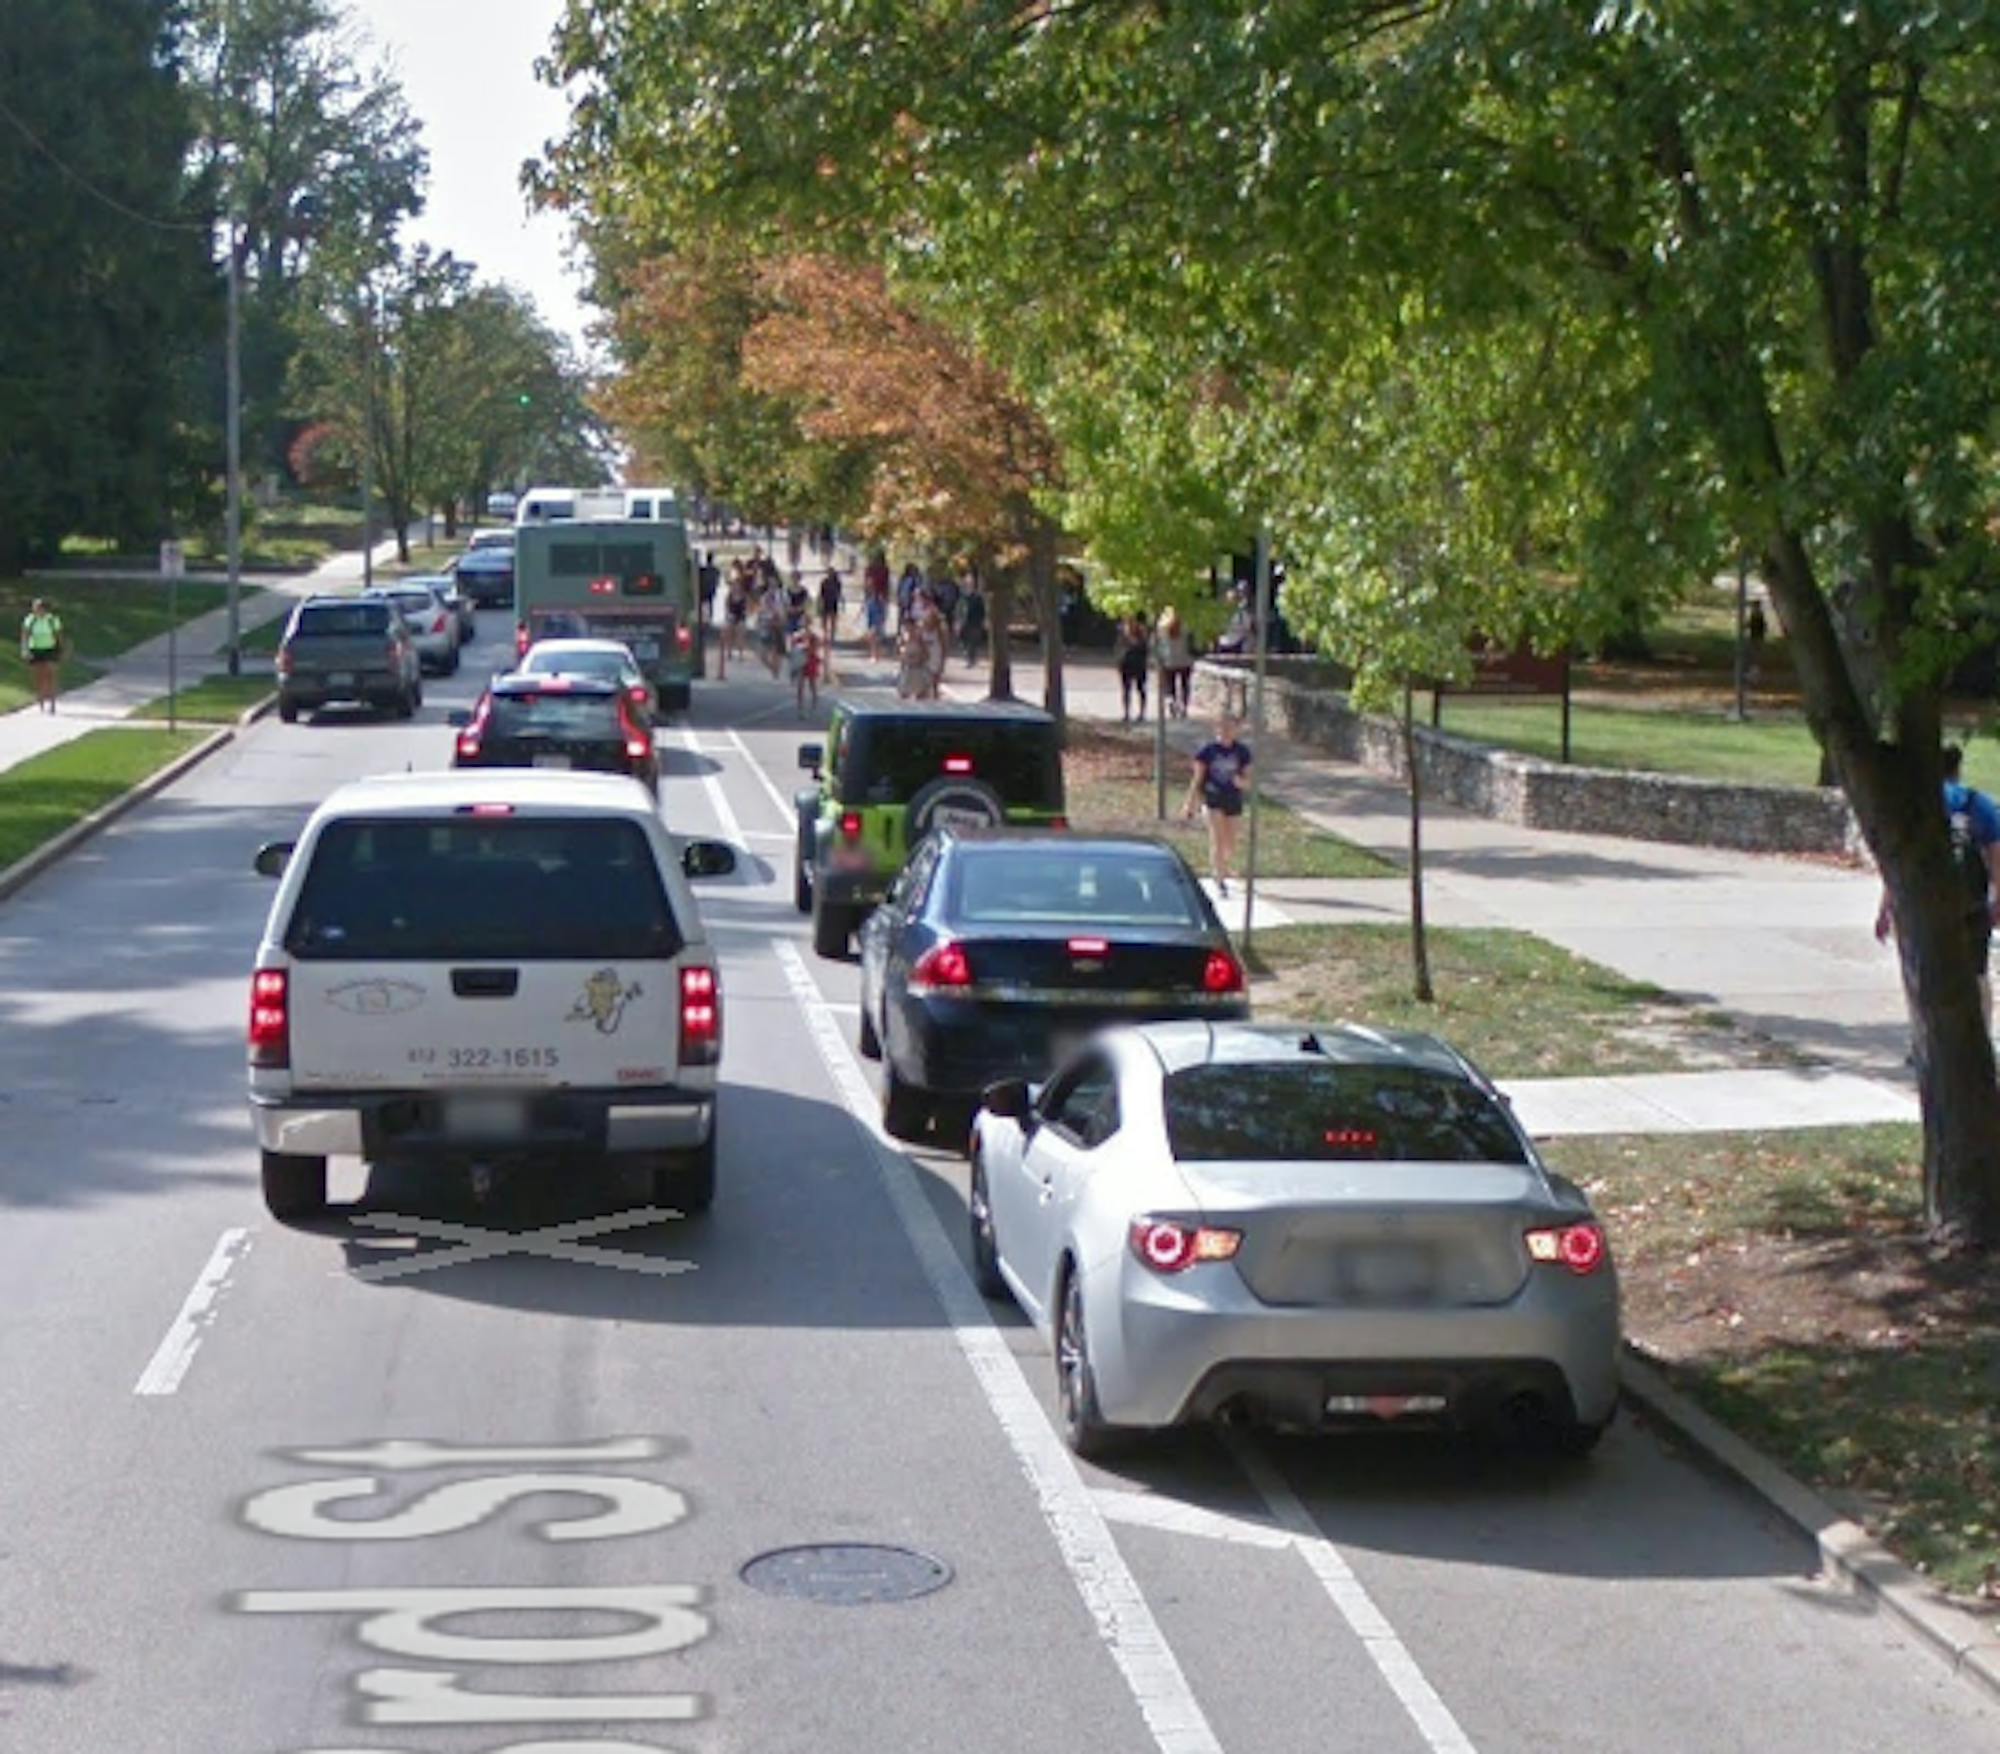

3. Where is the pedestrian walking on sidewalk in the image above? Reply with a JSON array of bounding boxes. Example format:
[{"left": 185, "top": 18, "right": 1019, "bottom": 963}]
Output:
[
  {"left": 20, "top": 598, "right": 65, "bottom": 713},
  {"left": 1876, "top": 741, "right": 2000, "bottom": 1028},
  {"left": 1182, "top": 714, "right": 1252, "bottom": 895},
  {"left": 1115, "top": 612, "right": 1151, "bottom": 722},
  {"left": 1156, "top": 606, "right": 1192, "bottom": 718}
]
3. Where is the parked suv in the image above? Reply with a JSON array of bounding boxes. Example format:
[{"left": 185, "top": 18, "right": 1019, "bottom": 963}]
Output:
[
  {"left": 246, "top": 771, "right": 738, "bottom": 1221},
  {"left": 275, "top": 596, "right": 421, "bottom": 722},
  {"left": 794, "top": 700, "right": 1065, "bottom": 958}
]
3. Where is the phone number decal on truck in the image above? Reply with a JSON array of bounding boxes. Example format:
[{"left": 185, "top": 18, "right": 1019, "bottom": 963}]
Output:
[{"left": 406, "top": 1046, "right": 561, "bottom": 1071}]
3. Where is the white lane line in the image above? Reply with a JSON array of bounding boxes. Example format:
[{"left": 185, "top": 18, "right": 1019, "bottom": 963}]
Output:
[
  {"left": 774, "top": 940, "right": 1223, "bottom": 1754},
  {"left": 134, "top": 1227, "right": 253, "bottom": 1396},
  {"left": 677, "top": 725, "right": 746, "bottom": 849},
  {"left": 1226, "top": 1433, "right": 1479, "bottom": 1754},
  {"left": 725, "top": 726, "right": 800, "bottom": 828},
  {"left": 1092, "top": 1487, "right": 1293, "bottom": 1552}
]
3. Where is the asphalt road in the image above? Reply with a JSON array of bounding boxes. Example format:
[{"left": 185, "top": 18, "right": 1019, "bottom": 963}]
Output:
[{"left": 1, "top": 618, "right": 1995, "bottom": 1754}]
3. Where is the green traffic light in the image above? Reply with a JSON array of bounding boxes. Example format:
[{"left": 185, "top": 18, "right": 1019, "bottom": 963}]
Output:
[{"left": 518, "top": 393, "right": 532, "bottom": 407}]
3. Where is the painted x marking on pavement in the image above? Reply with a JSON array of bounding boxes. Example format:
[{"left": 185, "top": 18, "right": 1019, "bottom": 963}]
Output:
[{"left": 343, "top": 1209, "right": 698, "bottom": 1284}]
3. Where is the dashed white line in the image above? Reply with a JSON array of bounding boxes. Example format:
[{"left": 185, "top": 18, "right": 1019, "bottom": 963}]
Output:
[
  {"left": 134, "top": 1227, "right": 252, "bottom": 1396},
  {"left": 677, "top": 725, "right": 746, "bottom": 850},
  {"left": 774, "top": 939, "right": 1223, "bottom": 1754},
  {"left": 1227, "top": 1433, "right": 1479, "bottom": 1754}
]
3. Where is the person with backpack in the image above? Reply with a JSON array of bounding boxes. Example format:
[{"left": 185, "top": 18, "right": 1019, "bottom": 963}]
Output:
[
  {"left": 19, "top": 598, "right": 65, "bottom": 713},
  {"left": 1876, "top": 741, "right": 2000, "bottom": 1025}
]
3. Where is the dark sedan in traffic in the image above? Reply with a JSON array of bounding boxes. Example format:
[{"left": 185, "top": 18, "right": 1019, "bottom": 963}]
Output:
[
  {"left": 857, "top": 829, "right": 1249, "bottom": 1142},
  {"left": 450, "top": 674, "right": 660, "bottom": 796}
]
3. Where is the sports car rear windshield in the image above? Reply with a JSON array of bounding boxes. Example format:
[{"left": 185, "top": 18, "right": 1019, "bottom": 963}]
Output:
[
  {"left": 487, "top": 695, "right": 622, "bottom": 740},
  {"left": 841, "top": 721, "right": 1062, "bottom": 808},
  {"left": 286, "top": 817, "right": 680, "bottom": 960},
  {"left": 1163, "top": 1063, "right": 1528, "bottom": 1164},
  {"left": 292, "top": 602, "right": 390, "bottom": 638},
  {"left": 950, "top": 847, "right": 1202, "bottom": 927}
]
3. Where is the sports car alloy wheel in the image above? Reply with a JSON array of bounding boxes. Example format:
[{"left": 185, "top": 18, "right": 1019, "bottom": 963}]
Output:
[
  {"left": 1056, "top": 1267, "right": 1119, "bottom": 1458},
  {"left": 968, "top": 1155, "right": 1005, "bottom": 1297}
]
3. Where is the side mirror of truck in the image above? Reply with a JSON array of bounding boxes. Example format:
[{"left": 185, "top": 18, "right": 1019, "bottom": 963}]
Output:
[
  {"left": 682, "top": 839, "right": 739, "bottom": 880},
  {"left": 253, "top": 841, "right": 295, "bottom": 879}
]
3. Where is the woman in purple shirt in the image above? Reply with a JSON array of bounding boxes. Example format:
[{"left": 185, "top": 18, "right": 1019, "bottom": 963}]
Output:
[{"left": 1181, "top": 713, "right": 1252, "bottom": 894}]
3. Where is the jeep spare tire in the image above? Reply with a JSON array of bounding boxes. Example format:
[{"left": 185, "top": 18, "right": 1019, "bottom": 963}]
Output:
[{"left": 905, "top": 775, "right": 1005, "bottom": 844}]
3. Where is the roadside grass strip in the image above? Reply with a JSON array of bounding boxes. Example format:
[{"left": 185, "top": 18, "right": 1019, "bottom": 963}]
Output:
[
  {"left": 1066, "top": 726, "right": 1395, "bottom": 879},
  {"left": 0, "top": 728, "right": 207, "bottom": 869},
  {"left": 1247, "top": 923, "right": 1790, "bottom": 1080},
  {"left": 131, "top": 674, "right": 274, "bottom": 723},
  {"left": 0, "top": 576, "right": 230, "bottom": 713},
  {"left": 1549, "top": 1125, "right": 1999, "bottom": 1600}
]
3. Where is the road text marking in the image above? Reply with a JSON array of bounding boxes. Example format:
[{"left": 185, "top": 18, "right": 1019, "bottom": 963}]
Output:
[{"left": 133, "top": 1227, "right": 252, "bottom": 1396}]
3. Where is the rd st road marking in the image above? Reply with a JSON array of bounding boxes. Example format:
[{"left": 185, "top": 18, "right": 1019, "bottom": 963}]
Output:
[{"left": 232, "top": 1436, "right": 708, "bottom": 1749}]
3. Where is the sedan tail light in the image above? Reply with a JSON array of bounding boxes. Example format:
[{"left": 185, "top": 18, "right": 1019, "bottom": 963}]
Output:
[
  {"left": 248, "top": 969, "right": 290, "bottom": 1068},
  {"left": 1129, "top": 1217, "right": 1241, "bottom": 1273},
  {"left": 908, "top": 941, "right": 974, "bottom": 993},
  {"left": 1524, "top": 1222, "right": 1608, "bottom": 1275},
  {"left": 383, "top": 642, "right": 402, "bottom": 666},
  {"left": 1202, "top": 949, "right": 1245, "bottom": 994},
  {"left": 679, "top": 965, "right": 720, "bottom": 1065}
]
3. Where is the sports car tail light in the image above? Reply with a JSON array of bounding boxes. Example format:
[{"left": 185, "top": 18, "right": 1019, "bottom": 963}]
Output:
[
  {"left": 431, "top": 613, "right": 447, "bottom": 634},
  {"left": 618, "top": 699, "right": 651, "bottom": 762},
  {"left": 679, "top": 966, "right": 721, "bottom": 1065},
  {"left": 456, "top": 696, "right": 491, "bottom": 762},
  {"left": 1525, "top": 1221, "right": 1608, "bottom": 1275},
  {"left": 908, "top": 941, "right": 974, "bottom": 992},
  {"left": 1129, "top": 1217, "right": 1241, "bottom": 1274},
  {"left": 839, "top": 811, "right": 863, "bottom": 842},
  {"left": 248, "top": 969, "right": 290, "bottom": 1069},
  {"left": 1202, "top": 949, "right": 1245, "bottom": 994},
  {"left": 515, "top": 622, "right": 530, "bottom": 657}
]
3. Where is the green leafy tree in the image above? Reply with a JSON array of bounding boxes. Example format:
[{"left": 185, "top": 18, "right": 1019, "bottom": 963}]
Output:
[{"left": 0, "top": 0, "right": 216, "bottom": 570}]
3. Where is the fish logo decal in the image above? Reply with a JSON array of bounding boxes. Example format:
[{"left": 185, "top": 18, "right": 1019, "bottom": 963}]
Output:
[
  {"left": 326, "top": 979, "right": 426, "bottom": 1017},
  {"left": 568, "top": 968, "right": 643, "bottom": 1035}
]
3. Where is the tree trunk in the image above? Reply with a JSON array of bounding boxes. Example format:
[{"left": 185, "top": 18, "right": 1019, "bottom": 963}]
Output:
[
  {"left": 1027, "top": 516, "right": 1065, "bottom": 727},
  {"left": 984, "top": 563, "right": 1016, "bottom": 701},
  {"left": 442, "top": 502, "right": 460, "bottom": 539},
  {"left": 1401, "top": 687, "right": 1435, "bottom": 1004}
]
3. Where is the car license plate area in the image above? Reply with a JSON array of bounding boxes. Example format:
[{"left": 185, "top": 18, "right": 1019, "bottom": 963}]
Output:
[
  {"left": 441, "top": 1096, "right": 529, "bottom": 1141},
  {"left": 533, "top": 753, "right": 572, "bottom": 769},
  {"left": 328, "top": 671, "right": 355, "bottom": 688},
  {"left": 1324, "top": 1391, "right": 1451, "bottom": 1422},
  {"left": 1339, "top": 1243, "right": 1436, "bottom": 1303}
]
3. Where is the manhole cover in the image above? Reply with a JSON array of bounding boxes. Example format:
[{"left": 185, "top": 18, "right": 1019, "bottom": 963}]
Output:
[{"left": 740, "top": 1543, "right": 952, "bottom": 1606}]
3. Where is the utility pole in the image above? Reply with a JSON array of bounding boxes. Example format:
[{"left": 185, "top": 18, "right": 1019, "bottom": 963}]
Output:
[
  {"left": 224, "top": 230, "right": 243, "bottom": 675},
  {"left": 1732, "top": 558, "right": 1749, "bottom": 722},
  {"left": 361, "top": 283, "right": 376, "bottom": 591},
  {"left": 1239, "top": 528, "right": 1272, "bottom": 950}
]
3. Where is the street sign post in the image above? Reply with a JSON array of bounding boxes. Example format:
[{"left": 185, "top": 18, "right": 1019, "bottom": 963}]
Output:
[{"left": 160, "top": 540, "right": 184, "bottom": 733}]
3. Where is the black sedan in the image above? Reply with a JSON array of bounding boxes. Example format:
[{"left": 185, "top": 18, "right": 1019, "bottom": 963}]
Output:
[
  {"left": 857, "top": 829, "right": 1249, "bottom": 1142},
  {"left": 449, "top": 675, "right": 660, "bottom": 796},
  {"left": 453, "top": 544, "right": 515, "bottom": 609}
]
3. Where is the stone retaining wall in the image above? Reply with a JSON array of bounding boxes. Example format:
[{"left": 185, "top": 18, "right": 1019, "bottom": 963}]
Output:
[{"left": 1193, "top": 658, "right": 1863, "bottom": 858}]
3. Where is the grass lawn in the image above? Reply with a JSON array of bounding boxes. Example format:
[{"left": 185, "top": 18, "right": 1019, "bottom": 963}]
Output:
[
  {"left": 57, "top": 532, "right": 335, "bottom": 573},
  {"left": 0, "top": 728, "right": 207, "bottom": 869},
  {"left": 0, "top": 577, "right": 231, "bottom": 714},
  {"left": 1065, "top": 727, "right": 1394, "bottom": 879},
  {"left": 1546, "top": 1126, "right": 1999, "bottom": 1599},
  {"left": 1247, "top": 923, "right": 1789, "bottom": 1078},
  {"left": 384, "top": 541, "right": 465, "bottom": 577},
  {"left": 132, "top": 674, "right": 274, "bottom": 723}
]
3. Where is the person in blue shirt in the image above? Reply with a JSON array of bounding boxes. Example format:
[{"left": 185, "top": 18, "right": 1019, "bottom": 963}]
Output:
[
  {"left": 1875, "top": 741, "right": 2000, "bottom": 1026},
  {"left": 1182, "top": 714, "right": 1253, "bottom": 894}
]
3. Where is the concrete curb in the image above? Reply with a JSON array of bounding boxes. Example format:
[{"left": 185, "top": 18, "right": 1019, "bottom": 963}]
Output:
[
  {"left": 237, "top": 691, "right": 278, "bottom": 727},
  {"left": 0, "top": 726, "right": 238, "bottom": 905},
  {"left": 1620, "top": 1348, "right": 2000, "bottom": 1705}
]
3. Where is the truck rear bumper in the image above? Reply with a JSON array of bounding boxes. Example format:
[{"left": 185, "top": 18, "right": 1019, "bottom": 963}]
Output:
[{"left": 251, "top": 1085, "right": 713, "bottom": 1160}]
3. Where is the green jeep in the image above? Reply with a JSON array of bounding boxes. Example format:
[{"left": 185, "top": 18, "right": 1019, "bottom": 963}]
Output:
[{"left": 795, "top": 701, "right": 1066, "bottom": 957}]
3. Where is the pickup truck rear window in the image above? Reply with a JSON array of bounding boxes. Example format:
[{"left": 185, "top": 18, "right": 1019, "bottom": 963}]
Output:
[
  {"left": 293, "top": 602, "right": 391, "bottom": 638},
  {"left": 285, "top": 817, "right": 682, "bottom": 961}
]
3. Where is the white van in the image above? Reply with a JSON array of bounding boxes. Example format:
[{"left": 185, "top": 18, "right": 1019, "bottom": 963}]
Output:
[
  {"left": 517, "top": 486, "right": 680, "bottom": 526},
  {"left": 246, "top": 771, "right": 736, "bottom": 1220}
]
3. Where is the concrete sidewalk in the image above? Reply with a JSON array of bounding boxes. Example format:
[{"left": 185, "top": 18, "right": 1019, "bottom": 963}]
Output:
[{"left": 0, "top": 537, "right": 399, "bottom": 778}]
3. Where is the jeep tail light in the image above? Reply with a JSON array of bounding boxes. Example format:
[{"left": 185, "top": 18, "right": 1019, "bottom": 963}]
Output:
[
  {"left": 1202, "top": 949, "right": 1244, "bottom": 994},
  {"left": 1129, "top": 1217, "right": 1241, "bottom": 1274},
  {"left": 1524, "top": 1222, "right": 1608, "bottom": 1275},
  {"left": 909, "top": 941, "right": 974, "bottom": 993},
  {"left": 680, "top": 966, "right": 720, "bottom": 1065},
  {"left": 248, "top": 969, "right": 290, "bottom": 1069},
  {"left": 839, "top": 811, "right": 863, "bottom": 842}
]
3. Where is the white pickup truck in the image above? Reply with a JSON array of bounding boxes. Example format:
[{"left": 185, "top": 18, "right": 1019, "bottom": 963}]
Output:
[{"left": 246, "top": 771, "right": 736, "bottom": 1221}]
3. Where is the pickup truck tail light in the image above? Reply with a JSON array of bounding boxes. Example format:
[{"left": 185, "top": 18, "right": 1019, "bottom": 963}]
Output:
[
  {"left": 679, "top": 966, "right": 721, "bottom": 1066},
  {"left": 248, "top": 969, "right": 290, "bottom": 1069},
  {"left": 275, "top": 648, "right": 293, "bottom": 677}
]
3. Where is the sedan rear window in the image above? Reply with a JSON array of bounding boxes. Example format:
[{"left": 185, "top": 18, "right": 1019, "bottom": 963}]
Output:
[
  {"left": 950, "top": 847, "right": 1202, "bottom": 926},
  {"left": 1164, "top": 1063, "right": 1527, "bottom": 1165},
  {"left": 522, "top": 650, "right": 629, "bottom": 685},
  {"left": 488, "top": 695, "right": 622, "bottom": 740},
  {"left": 293, "top": 602, "right": 389, "bottom": 638},
  {"left": 286, "top": 818, "right": 680, "bottom": 961}
]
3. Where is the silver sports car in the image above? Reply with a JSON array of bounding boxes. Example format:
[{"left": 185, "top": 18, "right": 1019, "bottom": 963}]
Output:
[{"left": 968, "top": 1020, "right": 1621, "bottom": 1458}]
